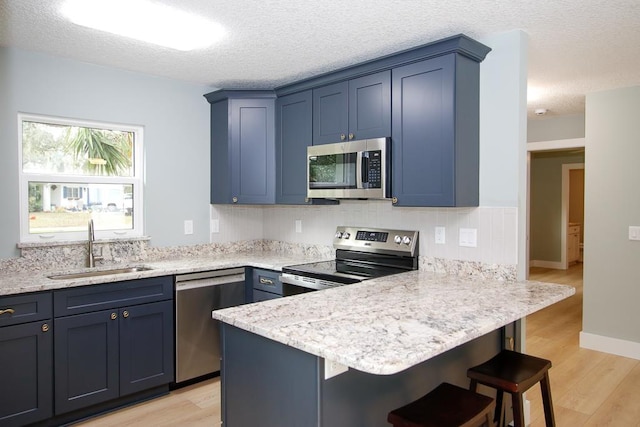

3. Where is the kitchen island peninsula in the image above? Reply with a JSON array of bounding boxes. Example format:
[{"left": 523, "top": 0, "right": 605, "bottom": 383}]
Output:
[{"left": 212, "top": 270, "right": 574, "bottom": 427}]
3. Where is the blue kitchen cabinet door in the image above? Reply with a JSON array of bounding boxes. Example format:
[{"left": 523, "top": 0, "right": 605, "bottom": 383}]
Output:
[
  {"left": 0, "top": 321, "right": 53, "bottom": 427},
  {"left": 313, "top": 81, "right": 348, "bottom": 145},
  {"left": 276, "top": 90, "right": 313, "bottom": 204},
  {"left": 348, "top": 70, "right": 391, "bottom": 141},
  {"left": 119, "top": 300, "right": 174, "bottom": 396},
  {"left": 313, "top": 71, "right": 391, "bottom": 145},
  {"left": 54, "top": 310, "right": 119, "bottom": 415},
  {"left": 208, "top": 91, "right": 276, "bottom": 205},
  {"left": 391, "top": 53, "right": 480, "bottom": 207}
]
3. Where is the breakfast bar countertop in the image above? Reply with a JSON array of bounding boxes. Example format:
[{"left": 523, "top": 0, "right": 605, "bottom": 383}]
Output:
[{"left": 212, "top": 269, "right": 575, "bottom": 375}]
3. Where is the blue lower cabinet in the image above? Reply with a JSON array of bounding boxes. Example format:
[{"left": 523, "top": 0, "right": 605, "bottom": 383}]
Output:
[
  {"left": 0, "top": 320, "right": 53, "bottom": 427},
  {"left": 51, "top": 277, "right": 174, "bottom": 420},
  {"left": 54, "top": 310, "right": 120, "bottom": 414},
  {"left": 119, "top": 301, "right": 174, "bottom": 396}
]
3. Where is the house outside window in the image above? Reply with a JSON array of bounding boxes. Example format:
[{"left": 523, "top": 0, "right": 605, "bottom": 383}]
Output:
[{"left": 19, "top": 114, "right": 143, "bottom": 242}]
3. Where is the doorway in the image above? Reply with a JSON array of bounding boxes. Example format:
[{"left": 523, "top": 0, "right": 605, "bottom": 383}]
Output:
[{"left": 528, "top": 144, "right": 585, "bottom": 271}]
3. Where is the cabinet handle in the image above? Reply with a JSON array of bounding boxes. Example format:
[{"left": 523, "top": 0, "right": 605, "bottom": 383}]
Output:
[
  {"left": 123, "top": 310, "right": 129, "bottom": 318},
  {"left": 111, "top": 312, "right": 117, "bottom": 320},
  {"left": 340, "top": 134, "right": 346, "bottom": 141},
  {"left": 232, "top": 197, "right": 238, "bottom": 203},
  {"left": 348, "top": 133, "right": 354, "bottom": 140},
  {"left": 42, "top": 323, "right": 49, "bottom": 332},
  {"left": 0, "top": 308, "right": 15, "bottom": 316},
  {"left": 259, "top": 277, "right": 274, "bottom": 285},
  {"left": 391, "top": 197, "right": 398, "bottom": 204}
]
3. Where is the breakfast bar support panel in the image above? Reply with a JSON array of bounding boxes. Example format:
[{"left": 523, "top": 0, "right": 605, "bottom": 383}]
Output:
[{"left": 220, "top": 324, "right": 501, "bottom": 427}]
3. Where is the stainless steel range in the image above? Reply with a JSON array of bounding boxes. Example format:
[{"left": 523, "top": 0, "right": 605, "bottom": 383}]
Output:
[{"left": 281, "top": 226, "right": 419, "bottom": 295}]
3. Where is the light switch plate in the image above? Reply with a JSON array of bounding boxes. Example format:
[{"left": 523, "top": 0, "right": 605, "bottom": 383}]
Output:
[
  {"left": 435, "top": 227, "right": 446, "bottom": 244},
  {"left": 211, "top": 219, "right": 219, "bottom": 233},
  {"left": 184, "top": 220, "right": 193, "bottom": 235},
  {"left": 295, "top": 219, "right": 302, "bottom": 233},
  {"left": 459, "top": 228, "right": 477, "bottom": 247},
  {"left": 629, "top": 226, "right": 640, "bottom": 241}
]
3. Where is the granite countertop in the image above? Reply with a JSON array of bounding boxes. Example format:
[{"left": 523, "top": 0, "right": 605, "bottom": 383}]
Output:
[
  {"left": 212, "top": 270, "right": 575, "bottom": 375},
  {"left": 0, "top": 251, "right": 328, "bottom": 296}
]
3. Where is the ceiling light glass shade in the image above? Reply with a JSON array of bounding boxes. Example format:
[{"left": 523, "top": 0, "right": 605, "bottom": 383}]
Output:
[{"left": 61, "top": 0, "right": 225, "bottom": 51}]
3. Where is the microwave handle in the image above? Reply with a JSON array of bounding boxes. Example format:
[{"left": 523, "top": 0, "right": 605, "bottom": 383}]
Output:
[{"left": 356, "top": 151, "right": 365, "bottom": 188}]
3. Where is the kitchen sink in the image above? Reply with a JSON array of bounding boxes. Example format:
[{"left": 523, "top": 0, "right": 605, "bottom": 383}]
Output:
[{"left": 48, "top": 266, "right": 153, "bottom": 280}]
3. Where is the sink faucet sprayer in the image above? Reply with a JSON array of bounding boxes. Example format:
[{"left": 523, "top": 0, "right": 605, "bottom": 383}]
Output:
[{"left": 88, "top": 219, "right": 104, "bottom": 267}]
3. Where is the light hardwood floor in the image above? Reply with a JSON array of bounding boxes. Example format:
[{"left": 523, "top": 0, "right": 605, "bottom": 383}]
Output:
[
  {"left": 77, "top": 263, "right": 639, "bottom": 426},
  {"left": 527, "top": 264, "right": 640, "bottom": 427}
]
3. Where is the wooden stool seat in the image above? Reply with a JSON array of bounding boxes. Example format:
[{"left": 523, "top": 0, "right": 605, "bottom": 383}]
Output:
[
  {"left": 387, "top": 382, "right": 495, "bottom": 427},
  {"left": 467, "top": 350, "right": 555, "bottom": 427}
]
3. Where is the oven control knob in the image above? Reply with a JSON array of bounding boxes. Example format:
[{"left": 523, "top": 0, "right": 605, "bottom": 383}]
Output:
[
  {"left": 402, "top": 236, "right": 412, "bottom": 245},
  {"left": 394, "top": 235, "right": 402, "bottom": 244},
  {"left": 335, "top": 231, "right": 343, "bottom": 239},
  {"left": 342, "top": 232, "right": 350, "bottom": 239}
]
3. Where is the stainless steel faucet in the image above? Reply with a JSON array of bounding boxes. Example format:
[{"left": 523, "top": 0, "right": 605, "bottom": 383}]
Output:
[{"left": 88, "top": 219, "right": 103, "bottom": 267}]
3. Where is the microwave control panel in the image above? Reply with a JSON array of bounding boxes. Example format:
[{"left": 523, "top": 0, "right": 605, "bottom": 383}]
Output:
[{"left": 366, "top": 151, "right": 382, "bottom": 188}]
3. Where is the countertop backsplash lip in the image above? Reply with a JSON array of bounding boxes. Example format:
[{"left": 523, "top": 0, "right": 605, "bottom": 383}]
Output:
[{"left": 16, "top": 236, "right": 152, "bottom": 249}]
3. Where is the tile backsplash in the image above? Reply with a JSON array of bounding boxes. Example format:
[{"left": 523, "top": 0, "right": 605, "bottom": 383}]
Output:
[{"left": 210, "top": 200, "right": 518, "bottom": 266}]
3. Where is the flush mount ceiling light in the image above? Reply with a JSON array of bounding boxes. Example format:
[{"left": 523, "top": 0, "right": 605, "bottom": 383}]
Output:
[{"left": 61, "top": 0, "right": 225, "bottom": 51}]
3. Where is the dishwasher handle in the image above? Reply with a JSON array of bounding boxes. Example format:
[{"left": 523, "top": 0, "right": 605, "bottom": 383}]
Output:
[{"left": 175, "top": 273, "right": 245, "bottom": 291}]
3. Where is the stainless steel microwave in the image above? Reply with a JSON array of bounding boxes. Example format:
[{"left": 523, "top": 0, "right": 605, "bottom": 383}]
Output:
[{"left": 307, "top": 137, "right": 391, "bottom": 199}]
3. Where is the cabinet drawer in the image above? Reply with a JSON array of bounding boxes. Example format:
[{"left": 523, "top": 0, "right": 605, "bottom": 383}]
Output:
[
  {"left": 252, "top": 269, "right": 282, "bottom": 295},
  {"left": 0, "top": 292, "right": 52, "bottom": 327},
  {"left": 253, "top": 289, "right": 282, "bottom": 302},
  {"left": 54, "top": 276, "right": 173, "bottom": 317}
]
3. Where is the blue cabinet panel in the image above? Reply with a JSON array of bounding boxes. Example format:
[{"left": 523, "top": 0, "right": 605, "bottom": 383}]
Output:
[
  {"left": 207, "top": 90, "right": 276, "bottom": 205},
  {"left": 276, "top": 90, "right": 313, "bottom": 204},
  {"left": 313, "top": 81, "right": 349, "bottom": 145},
  {"left": 119, "top": 301, "right": 174, "bottom": 396},
  {"left": 313, "top": 71, "right": 391, "bottom": 145},
  {"left": 348, "top": 71, "right": 391, "bottom": 141},
  {"left": 54, "top": 310, "right": 119, "bottom": 414},
  {"left": 0, "top": 320, "right": 52, "bottom": 427},
  {"left": 392, "top": 54, "right": 480, "bottom": 206}
]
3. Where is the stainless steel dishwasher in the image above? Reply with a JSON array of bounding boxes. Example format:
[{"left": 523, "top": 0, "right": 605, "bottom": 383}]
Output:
[{"left": 175, "top": 268, "right": 245, "bottom": 383}]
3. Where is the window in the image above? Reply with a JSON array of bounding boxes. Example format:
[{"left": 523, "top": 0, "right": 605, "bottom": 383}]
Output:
[{"left": 19, "top": 114, "right": 143, "bottom": 242}]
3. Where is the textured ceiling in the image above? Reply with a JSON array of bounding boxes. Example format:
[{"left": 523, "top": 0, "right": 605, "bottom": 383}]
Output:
[{"left": 2, "top": 0, "right": 640, "bottom": 118}]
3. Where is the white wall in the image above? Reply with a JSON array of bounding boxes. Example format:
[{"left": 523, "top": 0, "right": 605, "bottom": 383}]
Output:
[
  {"left": 581, "top": 85, "right": 640, "bottom": 358},
  {"left": 0, "top": 47, "right": 213, "bottom": 259},
  {"left": 211, "top": 30, "right": 529, "bottom": 268},
  {"left": 527, "top": 114, "right": 585, "bottom": 142}
]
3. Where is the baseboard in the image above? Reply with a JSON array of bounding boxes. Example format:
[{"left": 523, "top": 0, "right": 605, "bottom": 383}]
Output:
[
  {"left": 530, "top": 259, "right": 564, "bottom": 269},
  {"left": 580, "top": 331, "right": 640, "bottom": 360}
]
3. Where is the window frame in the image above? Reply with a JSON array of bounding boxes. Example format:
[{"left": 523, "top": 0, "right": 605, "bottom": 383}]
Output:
[{"left": 18, "top": 113, "right": 144, "bottom": 243}]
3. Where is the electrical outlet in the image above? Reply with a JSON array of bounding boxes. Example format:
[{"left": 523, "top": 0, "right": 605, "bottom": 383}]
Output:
[
  {"left": 295, "top": 219, "right": 302, "bottom": 233},
  {"left": 184, "top": 220, "right": 193, "bottom": 235},
  {"left": 459, "top": 228, "right": 477, "bottom": 247},
  {"left": 435, "top": 227, "right": 446, "bottom": 244},
  {"left": 324, "top": 359, "right": 348, "bottom": 379},
  {"left": 211, "top": 219, "right": 219, "bottom": 233}
]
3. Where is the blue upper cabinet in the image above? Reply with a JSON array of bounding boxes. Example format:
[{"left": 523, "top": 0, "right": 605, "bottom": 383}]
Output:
[
  {"left": 276, "top": 90, "right": 313, "bottom": 204},
  {"left": 348, "top": 71, "right": 391, "bottom": 141},
  {"left": 312, "top": 71, "right": 391, "bottom": 145},
  {"left": 205, "top": 90, "right": 276, "bottom": 205},
  {"left": 391, "top": 53, "right": 482, "bottom": 207}
]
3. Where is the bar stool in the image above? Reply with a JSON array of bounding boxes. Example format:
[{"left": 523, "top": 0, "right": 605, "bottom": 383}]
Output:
[
  {"left": 387, "top": 382, "right": 495, "bottom": 427},
  {"left": 467, "top": 350, "right": 555, "bottom": 427}
]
